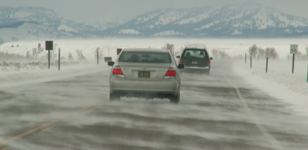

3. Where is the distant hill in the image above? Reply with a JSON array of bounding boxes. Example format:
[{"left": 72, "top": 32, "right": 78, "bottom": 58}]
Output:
[{"left": 102, "top": 3, "right": 308, "bottom": 38}]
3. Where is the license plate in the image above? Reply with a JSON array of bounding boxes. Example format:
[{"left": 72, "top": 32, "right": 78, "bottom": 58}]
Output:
[
  {"left": 138, "top": 71, "right": 150, "bottom": 78},
  {"left": 192, "top": 61, "right": 198, "bottom": 64}
]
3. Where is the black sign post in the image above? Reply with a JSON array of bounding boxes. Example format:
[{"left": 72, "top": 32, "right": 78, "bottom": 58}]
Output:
[
  {"left": 292, "top": 54, "right": 295, "bottom": 74},
  {"left": 45, "top": 41, "right": 53, "bottom": 69},
  {"left": 290, "top": 44, "right": 298, "bottom": 74}
]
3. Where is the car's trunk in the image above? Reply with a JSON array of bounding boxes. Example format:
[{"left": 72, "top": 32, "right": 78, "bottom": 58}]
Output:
[{"left": 118, "top": 63, "right": 171, "bottom": 81}]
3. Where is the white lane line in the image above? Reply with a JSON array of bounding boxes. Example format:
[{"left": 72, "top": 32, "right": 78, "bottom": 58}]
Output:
[{"left": 221, "top": 70, "right": 283, "bottom": 150}]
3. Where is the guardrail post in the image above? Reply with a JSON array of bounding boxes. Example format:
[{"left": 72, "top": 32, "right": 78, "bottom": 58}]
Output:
[
  {"left": 250, "top": 56, "right": 252, "bottom": 68},
  {"left": 97, "top": 48, "right": 99, "bottom": 64},
  {"left": 245, "top": 53, "right": 247, "bottom": 64},
  {"left": 58, "top": 48, "right": 60, "bottom": 70},
  {"left": 266, "top": 57, "right": 268, "bottom": 73}
]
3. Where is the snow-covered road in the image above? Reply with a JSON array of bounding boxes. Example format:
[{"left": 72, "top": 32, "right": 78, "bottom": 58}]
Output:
[{"left": 0, "top": 60, "right": 308, "bottom": 150}]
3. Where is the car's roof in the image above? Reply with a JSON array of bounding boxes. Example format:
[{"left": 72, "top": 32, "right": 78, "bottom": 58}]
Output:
[
  {"left": 123, "top": 48, "right": 169, "bottom": 53},
  {"left": 185, "top": 43, "right": 207, "bottom": 50}
]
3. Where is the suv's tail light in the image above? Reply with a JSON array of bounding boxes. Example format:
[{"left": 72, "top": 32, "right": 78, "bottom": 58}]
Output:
[
  {"left": 180, "top": 59, "right": 182, "bottom": 64},
  {"left": 207, "top": 61, "right": 210, "bottom": 65},
  {"left": 164, "top": 67, "right": 176, "bottom": 79},
  {"left": 113, "top": 66, "right": 124, "bottom": 78}
]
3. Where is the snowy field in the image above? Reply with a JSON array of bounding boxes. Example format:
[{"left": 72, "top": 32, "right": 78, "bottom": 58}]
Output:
[{"left": 0, "top": 38, "right": 308, "bottom": 117}]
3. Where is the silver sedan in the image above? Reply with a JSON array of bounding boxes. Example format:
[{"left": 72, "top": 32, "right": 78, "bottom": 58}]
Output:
[{"left": 108, "top": 48, "right": 184, "bottom": 103}]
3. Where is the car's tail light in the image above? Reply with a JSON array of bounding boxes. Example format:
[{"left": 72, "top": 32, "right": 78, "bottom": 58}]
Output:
[
  {"left": 207, "top": 61, "right": 210, "bottom": 65},
  {"left": 165, "top": 70, "right": 176, "bottom": 76},
  {"left": 113, "top": 68, "right": 123, "bottom": 75},
  {"left": 113, "top": 66, "right": 124, "bottom": 78},
  {"left": 180, "top": 59, "right": 182, "bottom": 64},
  {"left": 164, "top": 68, "right": 176, "bottom": 79}
]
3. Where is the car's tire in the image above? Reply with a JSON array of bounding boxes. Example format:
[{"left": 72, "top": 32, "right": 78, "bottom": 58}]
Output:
[
  {"left": 169, "top": 92, "right": 180, "bottom": 104},
  {"left": 205, "top": 70, "right": 210, "bottom": 75},
  {"left": 110, "top": 93, "right": 120, "bottom": 101}
]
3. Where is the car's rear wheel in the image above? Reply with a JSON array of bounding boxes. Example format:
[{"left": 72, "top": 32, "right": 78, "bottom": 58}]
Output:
[
  {"left": 169, "top": 92, "right": 180, "bottom": 103},
  {"left": 110, "top": 93, "right": 120, "bottom": 101},
  {"left": 205, "top": 70, "right": 210, "bottom": 75}
]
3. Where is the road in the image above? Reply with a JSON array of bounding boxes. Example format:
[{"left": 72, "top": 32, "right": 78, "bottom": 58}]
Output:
[{"left": 0, "top": 60, "right": 308, "bottom": 150}]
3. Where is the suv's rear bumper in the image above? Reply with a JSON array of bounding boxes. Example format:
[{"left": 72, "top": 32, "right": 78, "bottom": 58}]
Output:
[{"left": 180, "top": 66, "right": 210, "bottom": 74}]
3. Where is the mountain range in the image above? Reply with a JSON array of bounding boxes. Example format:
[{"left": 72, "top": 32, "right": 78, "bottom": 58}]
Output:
[
  {"left": 104, "top": 3, "right": 308, "bottom": 38},
  {"left": 1, "top": 3, "right": 308, "bottom": 44},
  {"left": 0, "top": 6, "right": 105, "bottom": 44}
]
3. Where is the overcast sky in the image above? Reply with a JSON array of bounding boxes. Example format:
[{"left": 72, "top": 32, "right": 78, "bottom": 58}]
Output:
[{"left": 1, "top": 0, "right": 308, "bottom": 24}]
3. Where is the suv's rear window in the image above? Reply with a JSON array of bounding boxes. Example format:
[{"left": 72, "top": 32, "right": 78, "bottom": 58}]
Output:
[
  {"left": 118, "top": 52, "right": 171, "bottom": 63},
  {"left": 182, "top": 49, "right": 208, "bottom": 59}
]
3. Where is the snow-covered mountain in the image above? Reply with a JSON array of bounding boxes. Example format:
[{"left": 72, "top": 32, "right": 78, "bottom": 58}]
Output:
[
  {"left": 2, "top": 3, "right": 308, "bottom": 43},
  {"left": 0, "top": 6, "right": 105, "bottom": 44},
  {"left": 103, "top": 3, "right": 308, "bottom": 38}
]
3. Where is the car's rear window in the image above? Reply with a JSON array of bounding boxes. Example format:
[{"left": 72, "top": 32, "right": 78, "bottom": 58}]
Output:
[
  {"left": 182, "top": 49, "right": 208, "bottom": 58},
  {"left": 118, "top": 51, "right": 171, "bottom": 63}
]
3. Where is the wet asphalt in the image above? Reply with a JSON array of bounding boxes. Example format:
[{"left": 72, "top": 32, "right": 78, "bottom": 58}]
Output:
[{"left": 0, "top": 60, "right": 308, "bottom": 150}]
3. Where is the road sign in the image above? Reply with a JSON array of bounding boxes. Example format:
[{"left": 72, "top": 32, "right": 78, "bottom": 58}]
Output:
[
  {"left": 45, "top": 41, "right": 53, "bottom": 50},
  {"left": 290, "top": 44, "right": 298, "bottom": 54},
  {"left": 45, "top": 41, "right": 53, "bottom": 69}
]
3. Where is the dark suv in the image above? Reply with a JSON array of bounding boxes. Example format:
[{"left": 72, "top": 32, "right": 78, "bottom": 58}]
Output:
[{"left": 177, "top": 44, "right": 213, "bottom": 75}]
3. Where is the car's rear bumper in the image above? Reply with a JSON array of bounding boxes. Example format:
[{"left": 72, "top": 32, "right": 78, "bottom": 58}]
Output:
[
  {"left": 110, "top": 91, "right": 175, "bottom": 99},
  {"left": 110, "top": 77, "right": 180, "bottom": 97}
]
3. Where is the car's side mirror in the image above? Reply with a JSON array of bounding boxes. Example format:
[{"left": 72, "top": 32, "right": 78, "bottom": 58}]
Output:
[
  {"left": 178, "top": 64, "right": 184, "bottom": 69},
  {"left": 176, "top": 56, "right": 180, "bottom": 58},
  {"left": 210, "top": 57, "right": 213, "bottom": 60},
  {"left": 108, "top": 61, "right": 115, "bottom": 66},
  {"left": 117, "top": 48, "right": 122, "bottom": 55}
]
